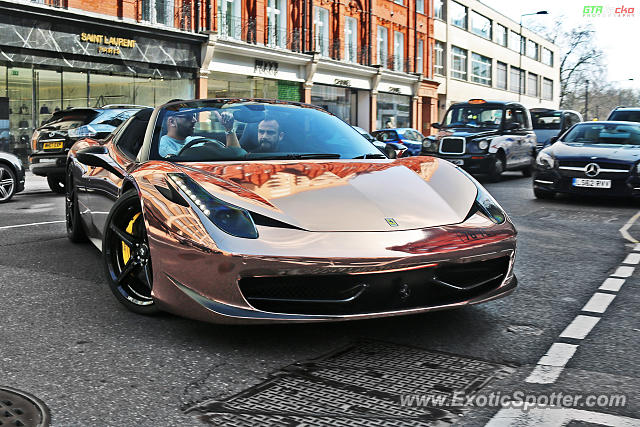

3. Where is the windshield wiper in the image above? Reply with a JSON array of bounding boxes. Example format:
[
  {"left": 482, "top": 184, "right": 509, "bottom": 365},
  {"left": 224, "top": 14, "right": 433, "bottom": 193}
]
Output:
[
  {"left": 247, "top": 153, "right": 342, "bottom": 160},
  {"left": 352, "top": 153, "right": 387, "bottom": 159}
]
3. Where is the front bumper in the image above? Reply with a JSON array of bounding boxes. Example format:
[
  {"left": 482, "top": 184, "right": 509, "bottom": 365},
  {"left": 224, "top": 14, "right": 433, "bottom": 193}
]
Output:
[
  {"left": 143, "top": 203, "right": 517, "bottom": 324},
  {"left": 533, "top": 168, "right": 640, "bottom": 198},
  {"left": 423, "top": 153, "right": 495, "bottom": 174},
  {"left": 29, "top": 152, "right": 67, "bottom": 177}
]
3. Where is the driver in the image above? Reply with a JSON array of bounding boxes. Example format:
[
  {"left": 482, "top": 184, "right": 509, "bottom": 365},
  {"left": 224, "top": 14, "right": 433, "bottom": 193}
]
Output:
[
  {"left": 159, "top": 109, "right": 245, "bottom": 157},
  {"left": 255, "top": 117, "right": 284, "bottom": 152}
]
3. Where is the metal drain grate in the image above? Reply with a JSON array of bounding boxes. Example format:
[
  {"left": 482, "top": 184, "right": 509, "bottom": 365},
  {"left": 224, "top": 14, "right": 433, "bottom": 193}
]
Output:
[
  {"left": 0, "top": 387, "right": 50, "bottom": 427},
  {"left": 188, "top": 340, "right": 514, "bottom": 426}
]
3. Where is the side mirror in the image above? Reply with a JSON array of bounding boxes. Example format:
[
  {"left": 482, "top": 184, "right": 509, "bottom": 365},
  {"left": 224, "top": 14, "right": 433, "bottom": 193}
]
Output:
[
  {"left": 76, "top": 145, "right": 124, "bottom": 178},
  {"left": 431, "top": 123, "right": 441, "bottom": 129},
  {"left": 505, "top": 122, "right": 520, "bottom": 131},
  {"left": 549, "top": 136, "right": 559, "bottom": 144}
]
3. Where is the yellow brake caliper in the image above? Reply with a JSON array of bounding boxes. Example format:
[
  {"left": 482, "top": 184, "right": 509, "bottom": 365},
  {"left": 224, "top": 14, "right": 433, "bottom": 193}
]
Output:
[{"left": 122, "top": 213, "right": 141, "bottom": 265}]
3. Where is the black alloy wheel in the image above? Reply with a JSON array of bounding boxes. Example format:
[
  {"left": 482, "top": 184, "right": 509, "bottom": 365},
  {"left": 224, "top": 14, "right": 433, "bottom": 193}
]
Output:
[
  {"left": 0, "top": 164, "right": 16, "bottom": 203},
  {"left": 65, "top": 166, "right": 88, "bottom": 242},
  {"left": 103, "top": 190, "right": 159, "bottom": 315},
  {"left": 488, "top": 154, "right": 505, "bottom": 182},
  {"left": 47, "top": 175, "right": 66, "bottom": 194}
]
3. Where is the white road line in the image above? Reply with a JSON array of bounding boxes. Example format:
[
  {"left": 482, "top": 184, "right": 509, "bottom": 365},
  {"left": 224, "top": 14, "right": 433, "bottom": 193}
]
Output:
[
  {"left": 600, "top": 277, "right": 626, "bottom": 292},
  {"left": 582, "top": 293, "right": 617, "bottom": 313},
  {"left": 612, "top": 266, "right": 635, "bottom": 278},
  {"left": 619, "top": 211, "right": 640, "bottom": 243},
  {"left": 559, "top": 315, "right": 600, "bottom": 340},
  {"left": 634, "top": 243, "right": 640, "bottom": 251},
  {"left": 525, "top": 343, "right": 578, "bottom": 384},
  {"left": 623, "top": 253, "right": 640, "bottom": 265},
  {"left": 486, "top": 408, "right": 640, "bottom": 427},
  {"left": 0, "top": 220, "right": 65, "bottom": 230}
]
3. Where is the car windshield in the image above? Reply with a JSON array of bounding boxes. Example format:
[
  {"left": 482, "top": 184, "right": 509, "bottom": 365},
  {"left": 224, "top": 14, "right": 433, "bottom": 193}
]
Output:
[
  {"left": 398, "top": 129, "right": 424, "bottom": 141},
  {"left": 531, "top": 111, "right": 562, "bottom": 129},
  {"left": 609, "top": 111, "right": 640, "bottom": 122},
  {"left": 151, "top": 101, "right": 385, "bottom": 161},
  {"left": 443, "top": 106, "right": 504, "bottom": 129},
  {"left": 92, "top": 109, "right": 139, "bottom": 126},
  {"left": 563, "top": 123, "right": 640, "bottom": 145},
  {"left": 41, "top": 110, "right": 99, "bottom": 131}
]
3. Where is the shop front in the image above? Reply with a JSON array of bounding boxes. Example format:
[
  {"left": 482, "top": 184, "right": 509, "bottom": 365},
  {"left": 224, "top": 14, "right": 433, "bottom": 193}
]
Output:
[
  {"left": 0, "top": 2, "right": 203, "bottom": 162},
  {"left": 376, "top": 92, "right": 412, "bottom": 131}
]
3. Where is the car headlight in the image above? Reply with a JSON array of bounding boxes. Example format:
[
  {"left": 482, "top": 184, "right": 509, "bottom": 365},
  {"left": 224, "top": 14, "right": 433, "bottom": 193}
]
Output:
[
  {"left": 68, "top": 124, "right": 114, "bottom": 138},
  {"left": 536, "top": 151, "right": 556, "bottom": 169},
  {"left": 168, "top": 173, "right": 258, "bottom": 239},
  {"left": 635, "top": 162, "right": 640, "bottom": 174},
  {"left": 477, "top": 140, "right": 489, "bottom": 150},
  {"left": 458, "top": 168, "right": 507, "bottom": 224},
  {"left": 422, "top": 137, "right": 437, "bottom": 152}
]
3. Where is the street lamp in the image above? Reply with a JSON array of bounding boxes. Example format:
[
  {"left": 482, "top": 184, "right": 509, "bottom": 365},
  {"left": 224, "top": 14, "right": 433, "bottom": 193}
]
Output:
[{"left": 519, "top": 11, "right": 548, "bottom": 102}]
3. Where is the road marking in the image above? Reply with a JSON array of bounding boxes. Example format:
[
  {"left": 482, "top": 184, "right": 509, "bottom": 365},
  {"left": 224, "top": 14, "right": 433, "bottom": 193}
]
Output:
[
  {"left": 0, "top": 220, "right": 65, "bottom": 230},
  {"left": 623, "top": 253, "right": 640, "bottom": 264},
  {"left": 635, "top": 243, "right": 640, "bottom": 251},
  {"left": 619, "top": 211, "right": 640, "bottom": 243},
  {"left": 486, "top": 408, "right": 640, "bottom": 427},
  {"left": 560, "top": 315, "right": 600, "bottom": 340},
  {"left": 525, "top": 343, "right": 578, "bottom": 384},
  {"left": 582, "top": 293, "right": 616, "bottom": 313},
  {"left": 600, "top": 277, "right": 625, "bottom": 292},
  {"left": 612, "top": 266, "right": 635, "bottom": 278}
]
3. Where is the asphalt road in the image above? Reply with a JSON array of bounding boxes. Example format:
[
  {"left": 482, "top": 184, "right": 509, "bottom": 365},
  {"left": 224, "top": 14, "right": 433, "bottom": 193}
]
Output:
[{"left": 1, "top": 172, "right": 640, "bottom": 426}]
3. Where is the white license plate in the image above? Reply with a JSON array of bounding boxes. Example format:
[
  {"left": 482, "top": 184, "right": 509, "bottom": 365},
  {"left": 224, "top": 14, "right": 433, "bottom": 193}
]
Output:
[
  {"left": 450, "top": 159, "right": 464, "bottom": 166},
  {"left": 572, "top": 178, "right": 611, "bottom": 188}
]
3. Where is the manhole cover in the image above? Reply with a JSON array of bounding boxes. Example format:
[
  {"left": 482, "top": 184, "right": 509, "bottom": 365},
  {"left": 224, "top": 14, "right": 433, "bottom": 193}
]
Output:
[
  {"left": 187, "top": 340, "right": 514, "bottom": 426},
  {"left": 0, "top": 387, "right": 50, "bottom": 427}
]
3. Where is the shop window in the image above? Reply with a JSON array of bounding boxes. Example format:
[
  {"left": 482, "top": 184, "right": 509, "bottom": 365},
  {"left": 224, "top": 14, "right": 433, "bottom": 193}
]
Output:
[
  {"left": 6, "top": 67, "right": 34, "bottom": 163},
  {"left": 310, "top": 84, "right": 352, "bottom": 124},
  {"left": 451, "top": 46, "right": 467, "bottom": 80},
  {"left": 344, "top": 17, "right": 357, "bottom": 63},
  {"left": 378, "top": 26, "right": 388, "bottom": 68},
  {"left": 267, "top": 0, "right": 287, "bottom": 48},
  {"left": 35, "top": 69, "right": 62, "bottom": 127},
  {"left": 314, "top": 7, "right": 330, "bottom": 56},
  {"left": 218, "top": 0, "right": 242, "bottom": 40},
  {"left": 62, "top": 71, "right": 88, "bottom": 109},
  {"left": 393, "top": 31, "right": 404, "bottom": 72},
  {"left": 376, "top": 93, "right": 411, "bottom": 130},
  {"left": 471, "top": 53, "right": 491, "bottom": 86}
]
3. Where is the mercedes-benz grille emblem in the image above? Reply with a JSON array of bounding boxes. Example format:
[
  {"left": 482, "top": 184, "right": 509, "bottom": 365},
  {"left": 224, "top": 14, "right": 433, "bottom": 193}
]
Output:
[{"left": 585, "top": 163, "right": 600, "bottom": 177}]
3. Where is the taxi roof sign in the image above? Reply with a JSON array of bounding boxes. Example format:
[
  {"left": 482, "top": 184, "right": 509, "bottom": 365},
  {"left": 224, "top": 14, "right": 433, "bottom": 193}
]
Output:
[{"left": 468, "top": 99, "right": 487, "bottom": 104}]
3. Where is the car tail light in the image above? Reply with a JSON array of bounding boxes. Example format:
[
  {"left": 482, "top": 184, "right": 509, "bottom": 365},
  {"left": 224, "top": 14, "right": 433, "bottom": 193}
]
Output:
[{"left": 31, "top": 130, "right": 40, "bottom": 152}]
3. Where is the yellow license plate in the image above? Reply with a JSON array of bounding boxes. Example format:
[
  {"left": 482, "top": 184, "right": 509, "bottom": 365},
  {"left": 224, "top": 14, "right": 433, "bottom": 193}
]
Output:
[{"left": 43, "top": 141, "right": 64, "bottom": 150}]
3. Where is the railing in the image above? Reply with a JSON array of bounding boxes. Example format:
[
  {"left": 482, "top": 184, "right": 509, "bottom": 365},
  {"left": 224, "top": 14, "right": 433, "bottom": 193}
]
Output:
[
  {"left": 30, "top": 0, "right": 66, "bottom": 7},
  {"left": 378, "top": 52, "right": 417, "bottom": 73}
]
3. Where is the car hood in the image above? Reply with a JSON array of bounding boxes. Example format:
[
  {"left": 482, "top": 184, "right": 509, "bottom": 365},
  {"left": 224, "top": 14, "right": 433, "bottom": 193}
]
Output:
[
  {"left": 551, "top": 142, "right": 640, "bottom": 164},
  {"left": 437, "top": 128, "right": 499, "bottom": 139},
  {"left": 173, "top": 157, "right": 477, "bottom": 232},
  {"left": 534, "top": 129, "right": 560, "bottom": 144}
]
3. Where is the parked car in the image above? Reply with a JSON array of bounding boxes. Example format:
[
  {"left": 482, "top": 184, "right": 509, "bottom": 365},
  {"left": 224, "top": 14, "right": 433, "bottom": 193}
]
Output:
[
  {"left": 422, "top": 99, "right": 537, "bottom": 181},
  {"left": 0, "top": 151, "right": 26, "bottom": 203},
  {"left": 30, "top": 105, "right": 146, "bottom": 193},
  {"left": 371, "top": 128, "right": 425, "bottom": 156},
  {"left": 65, "top": 99, "right": 517, "bottom": 323},
  {"left": 607, "top": 106, "right": 640, "bottom": 122},
  {"left": 353, "top": 126, "right": 407, "bottom": 158},
  {"left": 533, "top": 121, "right": 640, "bottom": 199},
  {"left": 530, "top": 108, "right": 582, "bottom": 151}
]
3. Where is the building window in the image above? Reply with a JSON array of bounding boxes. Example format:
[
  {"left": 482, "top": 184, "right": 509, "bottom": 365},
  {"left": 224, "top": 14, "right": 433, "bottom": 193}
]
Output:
[
  {"left": 527, "top": 73, "right": 538, "bottom": 96},
  {"left": 497, "top": 61, "right": 507, "bottom": 89},
  {"left": 218, "top": 0, "right": 241, "bottom": 39},
  {"left": 508, "top": 31, "right": 522, "bottom": 53},
  {"left": 314, "top": 7, "right": 329, "bottom": 56},
  {"left": 142, "top": 0, "right": 175, "bottom": 26},
  {"left": 417, "top": 39, "right": 424, "bottom": 74},
  {"left": 542, "top": 47, "right": 553, "bottom": 66},
  {"left": 510, "top": 66, "right": 524, "bottom": 93},
  {"left": 495, "top": 24, "right": 507, "bottom": 46},
  {"left": 471, "top": 53, "right": 491, "bottom": 86},
  {"left": 451, "top": 46, "right": 467, "bottom": 80},
  {"left": 450, "top": 2, "right": 467, "bottom": 29},
  {"left": 394, "top": 31, "right": 405, "bottom": 72},
  {"left": 267, "top": 0, "right": 287, "bottom": 48},
  {"left": 526, "top": 40, "right": 538, "bottom": 60},
  {"left": 434, "top": 0, "right": 444, "bottom": 19},
  {"left": 393, "top": 0, "right": 404, "bottom": 4},
  {"left": 434, "top": 41, "right": 444, "bottom": 75},
  {"left": 417, "top": 0, "right": 424, "bottom": 14},
  {"left": 378, "top": 26, "right": 389, "bottom": 68},
  {"left": 470, "top": 11, "right": 491, "bottom": 39},
  {"left": 542, "top": 78, "right": 553, "bottom": 100},
  {"left": 344, "top": 17, "right": 358, "bottom": 62}
]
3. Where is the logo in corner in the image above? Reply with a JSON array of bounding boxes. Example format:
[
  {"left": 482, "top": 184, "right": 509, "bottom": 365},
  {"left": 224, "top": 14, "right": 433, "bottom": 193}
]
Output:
[{"left": 385, "top": 218, "right": 399, "bottom": 227}]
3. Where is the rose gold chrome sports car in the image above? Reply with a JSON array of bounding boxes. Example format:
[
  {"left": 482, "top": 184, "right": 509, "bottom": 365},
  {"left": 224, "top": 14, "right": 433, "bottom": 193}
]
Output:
[{"left": 65, "top": 99, "right": 517, "bottom": 324}]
